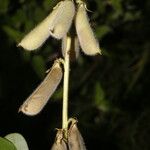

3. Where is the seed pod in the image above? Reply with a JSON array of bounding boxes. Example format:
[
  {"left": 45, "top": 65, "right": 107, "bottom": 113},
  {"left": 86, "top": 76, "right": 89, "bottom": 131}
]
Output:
[
  {"left": 19, "top": 59, "right": 63, "bottom": 116},
  {"left": 62, "top": 35, "right": 79, "bottom": 60},
  {"left": 49, "top": 0, "right": 75, "bottom": 39},
  {"left": 17, "top": 2, "right": 61, "bottom": 50},
  {"left": 75, "top": 0, "right": 101, "bottom": 55},
  {"left": 51, "top": 129, "right": 67, "bottom": 150},
  {"left": 68, "top": 118, "right": 87, "bottom": 150},
  {"left": 18, "top": 0, "right": 75, "bottom": 50}
]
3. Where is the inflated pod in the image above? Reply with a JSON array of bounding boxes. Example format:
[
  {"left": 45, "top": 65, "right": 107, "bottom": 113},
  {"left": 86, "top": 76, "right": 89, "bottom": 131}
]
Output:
[
  {"left": 75, "top": 0, "right": 101, "bottom": 55},
  {"left": 49, "top": 0, "right": 75, "bottom": 39},
  {"left": 62, "top": 35, "right": 79, "bottom": 60},
  {"left": 68, "top": 118, "right": 87, "bottom": 150},
  {"left": 51, "top": 129, "right": 67, "bottom": 150},
  {"left": 19, "top": 59, "right": 63, "bottom": 116},
  {"left": 18, "top": 0, "right": 75, "bottom": 50}
]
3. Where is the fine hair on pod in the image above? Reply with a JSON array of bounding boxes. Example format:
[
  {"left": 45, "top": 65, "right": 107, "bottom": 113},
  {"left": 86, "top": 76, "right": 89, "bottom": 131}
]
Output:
[
  {"left": 49, "top": 0, "right": 75, "bottom": 39},
  {"left": 19, "top": 59, "right": 63, "bottom": 116},
  {"left": 51, "top": 129, "right": 67, "bottom": 150},
  {"left": 75, "top": 0, "right": 101, "bottom": 55},
  {"left": 18, "top": 0, "right": 75, "bottom": 50},
  {"left": 68, "top": 118, "right": 87, "bottom": 150}
]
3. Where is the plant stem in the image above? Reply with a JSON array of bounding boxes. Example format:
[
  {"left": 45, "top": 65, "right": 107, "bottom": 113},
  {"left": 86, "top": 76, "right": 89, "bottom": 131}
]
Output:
[{"left": 62, "top": 36, "right": 71, "bottom": 130}]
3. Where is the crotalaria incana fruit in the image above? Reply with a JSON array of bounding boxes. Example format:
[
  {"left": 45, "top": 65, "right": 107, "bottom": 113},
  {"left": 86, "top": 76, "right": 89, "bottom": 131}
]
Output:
[
  {"left": 51, "top": 129, "right": 67, "bottom": 150},
  {"left": 18, "top": 0, "right": 75, "bottom": 50},
  {"left": 75, "top": 0, "right": 101, "bottom": 55},
  {"left": 68, "top": 118, "right": 86, "bottom": 150},
  {"left": 19, "top": 59, "right": 63, "bottom": 116},
  {"left": 49, "top": 0, "right": 75, "bottom": 39}
]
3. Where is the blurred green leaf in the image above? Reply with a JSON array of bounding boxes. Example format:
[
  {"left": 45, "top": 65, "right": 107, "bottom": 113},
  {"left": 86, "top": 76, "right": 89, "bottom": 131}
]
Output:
[
  {"left": 95, "top": 0, "right": 106, "bottom": 14},
  {"left": 123, "top": 11, "right": 141, "bottom": 22},
  {"left": 2, "top": 26, "right": 22, "bottom": 42},
  {"left": 32, "top": 55, "right": 46, "bottom": 79},
  {"left": 20, "top": 51, "right": 31, "bottom": 62},
  {"left": 96, "top": 25, "right": 112, "bottom": 39},
  {"left": 43, "top": 0, "right": 53, "bottom": 11},
  {"left": 111, "top": 0, "right": 122, "bottom": 10},
  {"left": 126, "top": 49, "right": 149, "bottom": 93},
  {"left": 11, "top": 9, "right": 27, "bottom": 27},
  {"left": 5, "top": 133, "right": 29, "bottom": 150},
  {"left": 110, "top": 0, "right": 123, "bottom": 19},
  {"left": 34, "top": 7, "right": 46, "bottom": 22},
  {"left": 0, "top": 0, "right": 9, "bottom": 14},
  {"left": 0, "top": 137, "right": 16, "bottom": 150},
  {"left": 52, "top": 87, "right": 63, "bottom": 100},
  {"left": 94, "top": 83, "right": 110, "bottom": 112}
]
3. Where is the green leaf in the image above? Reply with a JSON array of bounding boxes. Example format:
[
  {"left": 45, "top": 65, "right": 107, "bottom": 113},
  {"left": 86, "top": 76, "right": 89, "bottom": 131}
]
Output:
[
  {"left": 96, "top": 25, "right": 112, "bottom": 39},
  {"left": 111, "top": 0, "right": 122, "bottom": 10},
  {"left": 11, "top": 9, "right": 27, "bottom": 27},
  {"left": 0, "top": 0, "right": 9, "bottom": 14},
  {"left": 43, "top": 0, "right": 53, "bottom": 11},
  {"left": 0, "top": 137, "right": 16, "bottom": 150},
  {"left": 2, "top": 26, "right": 22, "bottom": 42},
  {"left": 94, "top": 83, "right": 110, "bottom": 112},
  {"left": 52, "top": 87, "right": 63, "bottom": 100},
  {"left": 32, "top": 55, "right": 46, "bottom": 79},
  {"left": 20, "top": 51, "right": 31, "bottom": 63},
  {"left": 95, "top": 0, "right": 106, "bottom": 14},
  {"left": 110, "top": 0, "right": 123, "bottom": 19},
  {"left": 123, "top": 11, "right": 141, "bottom": 22},
  {"left": 5, "top": 133, "right": 29, "bottom": 150}
]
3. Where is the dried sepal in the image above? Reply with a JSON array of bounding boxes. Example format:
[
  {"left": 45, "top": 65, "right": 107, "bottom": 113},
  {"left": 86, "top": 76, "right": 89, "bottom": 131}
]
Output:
[
  {"left": 18, "top": 0, "right": 75, "bottom": 50},
  {"left": 75, "top": 0, "right": 101, "bottom": 55},
  {"left": 49, "top": 0, "right": 75, "bottom": 39},
  {"left": 62, "top": 35, "right": 79, "bottom": 60},
  {"left": 68, "top": 118, "right": 86, "bottom": 150},
  {"left": 51, "top": 129, "right": 67, "bottom": 150},
  {"left": 19, "top": 59, "right": 63, "bottom": 116}
]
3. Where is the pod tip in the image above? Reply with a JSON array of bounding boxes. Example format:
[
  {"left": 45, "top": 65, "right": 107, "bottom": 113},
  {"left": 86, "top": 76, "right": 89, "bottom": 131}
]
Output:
[
  {"left": 17, "top": 42, "right": 21, "bottom": 48},
  {"left": 98, "top": 49, "right": 102, "bottom": 55}
]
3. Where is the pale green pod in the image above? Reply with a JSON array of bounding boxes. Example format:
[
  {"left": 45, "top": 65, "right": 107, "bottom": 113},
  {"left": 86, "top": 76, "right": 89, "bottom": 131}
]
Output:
[
  {"left": 62, "top": 35, "right": 79, "bottom": 60},
  {"left": 49, "top": 0, "right": 75, "bottom": 39},
  {"left": 68, "top": 118, "right": 87, "bottom": 150},
  {"left": 75, "top": 0, "right": 101, "bottom": 55},
  {"left": 51, "top": 130, "right": 67, "bottom": 150},
  {"left": 19, "top": 59, "right": 63, "bottom": 116}
]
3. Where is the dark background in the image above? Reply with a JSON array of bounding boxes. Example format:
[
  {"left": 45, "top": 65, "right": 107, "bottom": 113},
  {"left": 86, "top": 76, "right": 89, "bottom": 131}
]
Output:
[{"left": 0, "top": 0, "right": 150, "bottom": 149}]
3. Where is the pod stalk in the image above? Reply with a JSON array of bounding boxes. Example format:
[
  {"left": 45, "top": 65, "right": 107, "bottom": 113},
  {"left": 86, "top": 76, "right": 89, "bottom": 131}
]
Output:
[{"left": 62, "top": 36, "right": 71, "bottom": 132}]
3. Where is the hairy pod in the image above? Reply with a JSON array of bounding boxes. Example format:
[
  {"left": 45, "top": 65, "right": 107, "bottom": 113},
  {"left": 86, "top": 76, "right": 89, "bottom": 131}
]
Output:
[
  {"left": 18, "top": 0, "right": 75, "bottom": 50},
  {"left": 51, "top": 129, "right": 67, "bottom": 150},
  {"left": 75, "top": 0, "right": 101, "bottom": 55},
  {"left": 19, "top": 59, "right": 63, "bottom": 116},
  {"left": 49, "top": 0, "right": 75, "bottom": 39},
  {"left": 68, "top": 118, "right": 86, "bottom": 150}
]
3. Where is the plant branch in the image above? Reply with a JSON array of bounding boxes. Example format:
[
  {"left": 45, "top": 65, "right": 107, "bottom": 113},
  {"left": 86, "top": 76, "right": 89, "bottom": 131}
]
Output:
[{"left": 62, "top": 36, "right": 71, "bottom": 131}]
